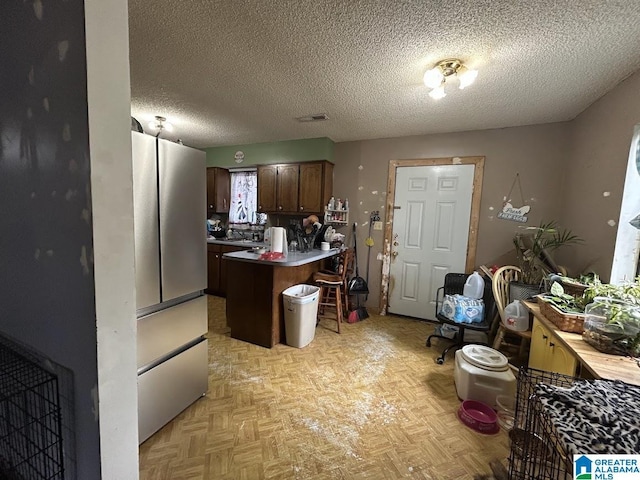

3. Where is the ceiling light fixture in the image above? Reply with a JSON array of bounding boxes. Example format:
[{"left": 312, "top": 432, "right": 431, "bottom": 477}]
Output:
[
  {"left": 148, "top": 115, "right": 174, "bottom": 136},
  {"left": 423, "top": 59, "right": 478, "bottom": 99}
]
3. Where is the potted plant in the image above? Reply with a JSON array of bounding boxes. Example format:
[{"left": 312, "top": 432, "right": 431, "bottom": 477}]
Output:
[{"left": 511, "top": 221, "right": 583, "bottom": 299}]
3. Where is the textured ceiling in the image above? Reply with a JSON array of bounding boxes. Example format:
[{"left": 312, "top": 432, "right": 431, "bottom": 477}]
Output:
[{"left": 128, "top": 0, "right": 640, "bottom": 149}]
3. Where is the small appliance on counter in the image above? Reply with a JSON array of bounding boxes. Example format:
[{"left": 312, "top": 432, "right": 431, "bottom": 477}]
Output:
[{"left": 207, "top": 219, "right": 226, "bottom": 238}]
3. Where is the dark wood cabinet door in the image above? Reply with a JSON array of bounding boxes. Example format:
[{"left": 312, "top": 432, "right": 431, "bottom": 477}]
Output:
[
  {"left": 207, "top": 167, "right": 231, "bottom": 217},
  {"left": 298, "top": 162, "right": 324, "bottom": 213},
  {"left": 206, "top": 245, "right": 221, "bottom": 294},
  {"left": 214, "top": 168, "right": 230, "bottom": 213},
  {"left": 276, "top": 164, "right": 299, "bottom": 213},
  {"left": 258, "top": 165, "right": 277, "bottom": 212},
  {"left": 206, "top": 168, "right": 217, "bottom": 218}
]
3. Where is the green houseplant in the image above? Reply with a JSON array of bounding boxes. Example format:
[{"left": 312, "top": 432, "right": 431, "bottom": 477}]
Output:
[
  {"left": 582, "top": 287, "right": 640, "bottom": 357},
  {"left": 512, "top": 221, "right": 583, "bottom": 295}
]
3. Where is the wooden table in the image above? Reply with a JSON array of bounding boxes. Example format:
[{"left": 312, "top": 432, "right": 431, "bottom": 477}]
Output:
[
  {"left": 524, "top": 301, "right": 640, "bottom": 386},
  {"left": 224, "top": 249, "right": 339, "bottom": 348}
]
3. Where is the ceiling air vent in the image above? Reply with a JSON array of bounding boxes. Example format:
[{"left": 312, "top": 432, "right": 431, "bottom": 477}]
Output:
[{"left": 296, "top": 113, "right": 329, "bottom": 122}]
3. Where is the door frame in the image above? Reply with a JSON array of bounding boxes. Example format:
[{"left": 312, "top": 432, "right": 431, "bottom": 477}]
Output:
[{"left": 379, "top": 156, "right": 485, "bottom": 315}]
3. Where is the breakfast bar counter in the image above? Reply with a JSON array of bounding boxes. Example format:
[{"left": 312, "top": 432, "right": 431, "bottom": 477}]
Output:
[{"left": 224, "top": 249, "right": 339, "bottom": 348}]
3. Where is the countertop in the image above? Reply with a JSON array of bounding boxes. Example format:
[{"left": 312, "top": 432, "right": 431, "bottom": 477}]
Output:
[
  {"left": 223, "top": 248, "right": 339, "bottom": 267},
  {"left": 207, "top": 237, "right": 265, "bottom": 248},
  {"left": 524, "top": 300, "right": 640, "bottom": 386}
]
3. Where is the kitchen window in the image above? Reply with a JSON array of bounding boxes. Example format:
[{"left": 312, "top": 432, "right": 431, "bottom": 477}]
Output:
[{"left": 229, "top": 170, "right": 257, "bottom": 224}]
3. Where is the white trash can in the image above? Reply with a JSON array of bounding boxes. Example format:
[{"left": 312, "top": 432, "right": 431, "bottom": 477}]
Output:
[{"left": 283, "top": 284, "right": 320, "bottom": 348}]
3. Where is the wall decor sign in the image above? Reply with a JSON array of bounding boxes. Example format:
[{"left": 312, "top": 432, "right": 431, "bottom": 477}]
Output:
[
  {"left": 234, "top": 150, "right": 245, "bottom": 163},
  {"left": 497, "top": 173, "right": 530, "bottom": 223}
]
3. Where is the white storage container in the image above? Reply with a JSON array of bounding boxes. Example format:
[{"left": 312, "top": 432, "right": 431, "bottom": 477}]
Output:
[
  {"left": 454, "top": 345, "right": 516, "bottom": 409},
  {"left": 283, "top": 284, "right": 320, "bottom": 348}
]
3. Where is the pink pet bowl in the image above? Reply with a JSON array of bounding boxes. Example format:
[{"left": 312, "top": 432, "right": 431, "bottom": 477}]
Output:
[{"left": 457, "top": 400, "right": 499, "bottom": 434}]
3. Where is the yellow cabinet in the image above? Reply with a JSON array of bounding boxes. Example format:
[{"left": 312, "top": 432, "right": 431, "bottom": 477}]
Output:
[{"left": 529, "top": 318, "right": 577, "bottom": 376}]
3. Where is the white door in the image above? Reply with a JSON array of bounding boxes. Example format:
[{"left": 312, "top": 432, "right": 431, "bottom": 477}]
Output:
[{"left": 388, "top": 165, "right": 475, "bottom": 319}]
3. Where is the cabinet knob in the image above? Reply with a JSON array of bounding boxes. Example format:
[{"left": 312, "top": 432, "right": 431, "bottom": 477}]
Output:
[
  {"left": 542, "top": 335, "right": 548, "bottom": 340},
  {"left": 209, "top": 204, "right": 213, "bottom": 209},
  {"left": 549, "top": 342, "right": 555, "bottom": 347},
  {"left": 259, "top": 205, "right": 262, "bottom": 210},
  {"left": 279, "top": 206, "right": 282, "bottom": 210},
  {"left": 300, "top": 206, "right": 304, "bottom": 211}
]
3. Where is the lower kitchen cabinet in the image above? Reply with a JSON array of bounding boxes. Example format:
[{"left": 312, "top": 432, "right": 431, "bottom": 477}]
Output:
[
  {"left": 206, "top": 244, "right": 250, "bottom": 297},
  {"left": 206, "top": 244, "right": 221, "bottom": 295},
  {"left": 528, "top": 318, "right": 578, "bottom": 376}
]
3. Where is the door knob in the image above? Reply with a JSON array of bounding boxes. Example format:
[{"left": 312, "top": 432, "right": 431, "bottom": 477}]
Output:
[{"left": 392, "top": 251, "right": 398, "bottom": 257}]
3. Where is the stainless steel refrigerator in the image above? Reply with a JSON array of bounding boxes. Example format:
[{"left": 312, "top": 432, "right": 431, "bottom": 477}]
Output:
[{"left": 131, "top": 131, "right": 208, "bottom": 443}]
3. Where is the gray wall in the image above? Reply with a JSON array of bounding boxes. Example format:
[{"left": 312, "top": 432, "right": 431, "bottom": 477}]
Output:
[
  {"left": 0, "top": 0, "right": 101, "bottom": 477},
  {"left": 1, "top": 1, "right": 137, "bottom": 478},
  {"left": 334, "top": 123, "right": 570, "bottom": 308},
  {"left": 334, "top": 70, "right": 640, "bottom": 309},
  {"left": 561, "top": 70, "right": 640, "bottom": 279}
]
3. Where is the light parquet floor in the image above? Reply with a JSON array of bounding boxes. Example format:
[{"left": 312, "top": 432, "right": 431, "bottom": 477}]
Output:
[{"left": 139, "top": 295, "right": 509, "bottom": 479}]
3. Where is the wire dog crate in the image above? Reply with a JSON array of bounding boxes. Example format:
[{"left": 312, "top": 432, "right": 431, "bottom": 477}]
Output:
[
  {"left": 508, "top": 368, "right": 576, "bottom": 480},
  {"left": 0, "top": 339, "right": 64, "bottom": 480}
]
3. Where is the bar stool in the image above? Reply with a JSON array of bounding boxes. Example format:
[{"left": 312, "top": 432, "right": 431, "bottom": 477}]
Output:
[{"left": 313, "top": 249, "right": 353, "bottom": 334}]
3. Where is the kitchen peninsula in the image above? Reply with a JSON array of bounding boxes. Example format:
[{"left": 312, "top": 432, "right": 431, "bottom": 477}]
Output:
[{"left": 225, "top": 249, "right": 339, "bottom": 348}]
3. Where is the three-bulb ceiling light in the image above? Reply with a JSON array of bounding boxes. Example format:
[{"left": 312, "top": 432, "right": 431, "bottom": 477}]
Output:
[{"left": 423, "top": 59, "right": 478, "bottom": 99}]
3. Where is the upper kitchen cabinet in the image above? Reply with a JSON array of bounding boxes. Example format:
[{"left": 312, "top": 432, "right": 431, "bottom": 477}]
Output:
[
  {"left": 257, "top": 161, "right": 333, "bottom": 215},
  {"left": 206, "top": 167, "right": 230, "bottom": 217},
  {"left": 299, "top": 161, "right": 333, "bottom": 214},
  {"left": 276, "top": 164, "right": 299, "bottom": 212},
  {"left": 257, "top": 165, "right": 277, "bottom": 212}
]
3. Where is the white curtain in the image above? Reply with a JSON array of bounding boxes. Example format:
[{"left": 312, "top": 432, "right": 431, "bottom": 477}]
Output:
[{"left": 229, "top": 171, "right": 257, "bottom": 224}]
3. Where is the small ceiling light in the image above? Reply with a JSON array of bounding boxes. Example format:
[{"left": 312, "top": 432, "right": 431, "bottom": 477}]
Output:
[
  {"left": 423, "top": 59, "right": 478, "bottom": 99},
  {"left": 428, "top": 85, "right": 446, "bottom": 100},
  {"left": 148, "top": 115, "right": 174, "bottom": 135}
]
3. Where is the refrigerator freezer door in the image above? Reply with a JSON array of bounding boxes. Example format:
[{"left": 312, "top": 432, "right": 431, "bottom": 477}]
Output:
[
  {"left": 137, "top": 338, "right": 208, "bottom": 443},
  {"left": 137, "top": 295, "right": 207, "bottom": 370},
  {"left": 158, "top": 139, "right": 207, "bottom": 302},
  {"left": 132, "top": 132, "right": 161, "bottom": 310}
]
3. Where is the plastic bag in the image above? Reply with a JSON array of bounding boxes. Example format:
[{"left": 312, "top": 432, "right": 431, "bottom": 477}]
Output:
[{"left": 503, "top": 300, "right": 529, "bottom": 331}]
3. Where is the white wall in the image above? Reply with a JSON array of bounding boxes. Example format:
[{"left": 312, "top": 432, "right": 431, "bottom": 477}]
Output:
[{"left": 85, "top": 0, "right": 139, "bottom": 478}]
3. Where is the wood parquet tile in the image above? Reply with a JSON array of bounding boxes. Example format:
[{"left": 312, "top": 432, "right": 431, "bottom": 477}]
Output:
[{"left": 139, "top": 295, "right": 509, "bottom": 479}]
